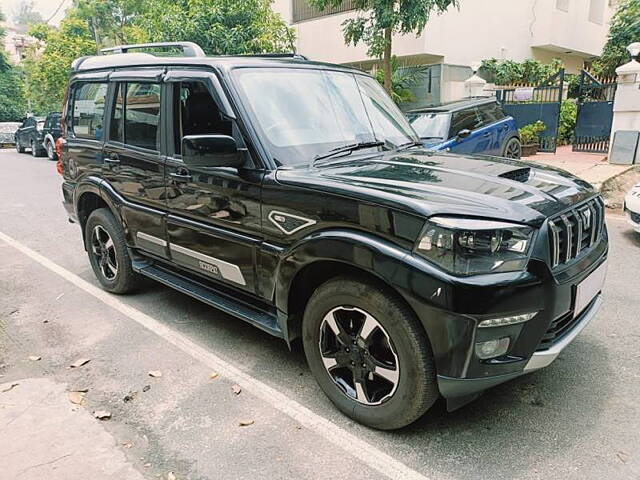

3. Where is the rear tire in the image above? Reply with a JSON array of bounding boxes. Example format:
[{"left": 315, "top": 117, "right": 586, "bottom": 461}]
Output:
[
  {"left": 31, "top": 140, "right": 43, "bottom": 157},
  {"left": 46, "top": 140, "right": 57, "bottom": 161},
  {"left": 503, "top": 137, "right": 522, "bottom": 159},
  {"left": 16, "top": 140, "right": 25, "bottom": 153},
  {"left": 302, "top": 276, "right": 439, "bottom": 430},
  {"left": 85, "top": 208, "right": 140, "bottom": 294}
]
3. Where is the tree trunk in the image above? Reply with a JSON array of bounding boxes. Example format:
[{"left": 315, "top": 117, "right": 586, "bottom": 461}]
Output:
[{"left": 383, "top": 27, "right": 392, "bottom": 94}]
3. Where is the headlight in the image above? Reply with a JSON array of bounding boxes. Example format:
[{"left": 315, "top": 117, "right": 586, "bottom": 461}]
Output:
[{"left": 415, "top": 217, "right": 534, "bottom": 275}]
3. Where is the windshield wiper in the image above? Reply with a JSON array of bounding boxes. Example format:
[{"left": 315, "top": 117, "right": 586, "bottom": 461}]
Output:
[
  {"left": 313, "top": 141, "right": 385, "bottom": 164},
  {"left": 396, "top": 140, "right": 424, "bottom": 150}
]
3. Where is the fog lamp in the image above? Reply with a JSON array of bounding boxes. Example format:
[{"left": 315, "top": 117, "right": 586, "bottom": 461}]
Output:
[
  {"left": 478, "top": 312, "right": 537, "bottom": 328},
  {"left": 475, "top": 337, "right": 510, "bottom": 359}
]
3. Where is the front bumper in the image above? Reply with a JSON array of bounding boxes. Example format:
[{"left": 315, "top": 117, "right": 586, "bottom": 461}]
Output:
[{"left": 624, "top": 195, "right": 640, "bottom": 233}]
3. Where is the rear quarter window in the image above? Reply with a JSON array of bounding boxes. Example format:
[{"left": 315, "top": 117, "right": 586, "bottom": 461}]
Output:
[{"left": 72, "top": 83, "right": 108, "bottom": 140}]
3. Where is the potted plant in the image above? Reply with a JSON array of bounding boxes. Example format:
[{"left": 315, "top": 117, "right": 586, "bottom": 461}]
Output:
[{"left": 518, "top": 121, "right": 546, "bottom": 156}]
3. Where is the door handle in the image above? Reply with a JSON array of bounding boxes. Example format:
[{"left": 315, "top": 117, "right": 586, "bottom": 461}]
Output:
[
  {"left": 169, "top": 171, "right": 192, "bottom": 183},
  {"left": 483, "top": 131, "right": 492, "bottom": 137},
  {"left": 104, "top": 152, "right": 120, "bottom": 164}
]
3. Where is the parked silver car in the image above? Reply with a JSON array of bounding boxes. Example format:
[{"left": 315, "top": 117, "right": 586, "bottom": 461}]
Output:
[{"left": 0, "top": 122, "right": 22, "bottom": 145}]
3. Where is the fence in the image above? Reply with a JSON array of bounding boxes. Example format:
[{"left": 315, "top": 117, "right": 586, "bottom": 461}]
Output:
[{"left": 573, "top": 70, "right": 616, "bottom": 154}]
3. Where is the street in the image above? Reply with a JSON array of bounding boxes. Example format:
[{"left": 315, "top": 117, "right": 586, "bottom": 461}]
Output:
[{"left": 0, "top": 148, "right": 639, "bottom": 480}]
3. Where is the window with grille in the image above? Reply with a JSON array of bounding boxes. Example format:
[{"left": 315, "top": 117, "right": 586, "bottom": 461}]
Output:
[{"left": 292, "top": 0, "right": 356, "bottom": 23}]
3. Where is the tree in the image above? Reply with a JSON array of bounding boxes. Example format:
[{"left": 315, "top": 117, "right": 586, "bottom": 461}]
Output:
[
  {"left": 374, "top": 56, "right": 427, "bottom": 103},
  {"left": 0, "top": 9, "right": 27, "bottom": 121},
  {"left": 308, "top": 0, "right": 458, "bottom": 94},
  {"left": 23, "top": 15, "right": 95, "bottom": 114},
  {"left": 72, "top": 0, "right": 147, "bottom": 47},
  {"left": 135, "top": 0, "right": 295, "bottom": 55},
  {"left": 12, "top": 0, "right": 43, "bottom": 33},
  {"left": 593, "top": 0, "right": 640, "bottom": 78}
]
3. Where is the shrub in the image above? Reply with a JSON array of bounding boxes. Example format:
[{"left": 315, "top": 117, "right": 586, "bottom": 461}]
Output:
[
  {"left": 558, "top": 100, "right": 578, "bottom": 145},
  {"left": 519, "top": 121, "right": 546, "bottom": 145}
]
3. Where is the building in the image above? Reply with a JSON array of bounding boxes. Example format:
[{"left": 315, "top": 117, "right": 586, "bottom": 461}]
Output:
[
  {"left": 272, "top": 0, "right": 616, "bottom": 107},
  {"left": 2, "top": 25, "right": 38, "bottom": 64}
]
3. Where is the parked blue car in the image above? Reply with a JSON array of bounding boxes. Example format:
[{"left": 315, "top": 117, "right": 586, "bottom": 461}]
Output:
[{"left": 406, "top": 98, "right": 522, "bottom": 159}]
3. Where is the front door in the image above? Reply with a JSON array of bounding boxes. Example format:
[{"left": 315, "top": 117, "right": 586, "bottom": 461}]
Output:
[
  {"left": 448, "top": 107, "right": 493, "bottom": 155},
  {"left": 102, "top": 81, "right": 168, "bottom": 258},
  {"left": 164, "top": 79, "right": 263, "bottom": 294}
]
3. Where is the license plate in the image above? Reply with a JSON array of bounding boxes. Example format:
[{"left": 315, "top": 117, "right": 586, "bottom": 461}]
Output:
[{"left": 574, "top": 261, "right": 607, "bottom": 316}]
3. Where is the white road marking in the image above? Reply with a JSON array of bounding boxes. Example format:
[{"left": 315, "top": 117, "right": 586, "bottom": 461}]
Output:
[{"left": 0, "top": 230, "right": 430, "bottom": 480}]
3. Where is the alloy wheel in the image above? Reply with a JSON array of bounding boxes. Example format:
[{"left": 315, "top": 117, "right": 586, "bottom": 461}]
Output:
[
  {"left": 505, "top": 139, "right": 522, "bottom": 159},
  {"left": 90, "top": 225, "right": 118, "bottom": 280},
  {"left": 319, "top": 306, "right": 400, "bottom": 405}
]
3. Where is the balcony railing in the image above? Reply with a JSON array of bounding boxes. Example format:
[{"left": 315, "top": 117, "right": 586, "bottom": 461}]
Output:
[{"left": 292, "top": 0, "right": 356, "bottom": 23}]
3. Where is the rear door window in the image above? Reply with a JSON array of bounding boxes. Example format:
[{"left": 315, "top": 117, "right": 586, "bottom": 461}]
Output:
[
  {"left": 109, "top": 82, "right": 161, "bottom": 151},
  {"left": 478, "top": 103, "right": 506, "bottom": 126},
  {"left": 448, "top": 108, "right": 481, "bottom": 138},
  {"left": 72, "top": 82, "right": 108, "bottom": 140}
]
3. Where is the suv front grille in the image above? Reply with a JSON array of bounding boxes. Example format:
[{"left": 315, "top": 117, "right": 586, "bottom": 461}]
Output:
[
  {"left": 548, "top": 197, "right": 604, "bottom": 269},
  {"left": 536, "top": 296, "right": 599, "bottom": 351}
]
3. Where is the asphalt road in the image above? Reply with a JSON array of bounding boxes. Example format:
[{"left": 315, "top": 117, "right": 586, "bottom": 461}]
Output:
[{"left": 1, "top": 148, "right": 639, "bottom": 480}]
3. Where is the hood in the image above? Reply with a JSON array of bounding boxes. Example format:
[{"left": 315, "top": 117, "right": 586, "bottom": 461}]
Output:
[{"left": 275, "top": 149, "right": 597, "bottom": 226}]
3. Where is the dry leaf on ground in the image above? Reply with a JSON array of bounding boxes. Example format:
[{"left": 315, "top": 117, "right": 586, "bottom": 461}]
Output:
[
  {"left": 94, "top": 410, "right": 111, "bottom": 420},
  {"left": 238, "top": 419, "right": 254, "bottom": 427},
  {"left": 142, "top": 385, "right": 151, "bottom": 392},
  {"left": 208, "top": 372, "right": 219, "bottom": 379},
  {"left": 28, "top": 355, "right": 41, "bottom": 361},
  {"left": 122, "top": 442, "right": 133, "bottom": 449},
  {"left": 68, "top": 391, "right": 85, "bottom": 405},
  {"left": 148, "top": 370, "right": 162, "bottom": 378},
  {"left": 70, "top": 358, "right": 91, "bottom": 368},
  {"left": 167, "top": 472, "right": 177, "bottom": 480},
  {"left": 1, "top": 382, "right": 19, "bottom": 393},
  {"left": 231, "top": 384, "right": 242, "bottom": 395}
]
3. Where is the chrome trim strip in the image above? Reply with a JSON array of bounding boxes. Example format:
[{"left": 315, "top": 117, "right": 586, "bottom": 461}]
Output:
[
  {"left": 548, "top": 220, "right": 561, "bottom": 268},
  {"left": 169, "top": 243, "right": 246, "bottom": 286},
  {"left": 588, "top": 203, "right": 598, "bottom": 246},
  {"left": 574, "top": 209, "right": 583, "bottom": 256},
  {"left": 560, "top": 214, "right": 572, "bottom": 263},
  {"left": 136, "top": 231, "right": 167, "bottom": 247},
  {"left": 524, "top": 294, "right": 603, "bottom": 372}
]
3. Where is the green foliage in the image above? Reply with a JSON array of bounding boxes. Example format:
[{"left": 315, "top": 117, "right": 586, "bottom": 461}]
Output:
[
  {"left": 72, "top": 0, "right": 148, "bottom": 46},
  {"left": 0, "top": 66, "right": 27, "bottom": 121},
  {"left": 480, "top": 58, "right": 563, "bottom": 85},
  {"left": 518, "top": 121, "right": 546, "bottom": 145},
  {"left": 558, "top": 100, "right": 577, "bottom": 145},
  {"left": 134, "top": 0, "right": 295, "bottom": 55},
  {"left": 592, "top": 0, "right": 640, "bottom": 78},
  {"left": 309, "top": 0, "right": 458, "bottom": 59},
  {"left": 374, "top": 56, "right": 427, "bottom": 103},
  {"left": 23, "top": 16, "right": 96, "bottom": 114}
]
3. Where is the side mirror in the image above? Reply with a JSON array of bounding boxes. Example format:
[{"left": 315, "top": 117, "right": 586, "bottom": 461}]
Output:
[
  {"left": 457, "top": 129, "right": 471, "bottom": 139},
  {"left": 182, "top": 135, "right": 244, "bottom": 168}
]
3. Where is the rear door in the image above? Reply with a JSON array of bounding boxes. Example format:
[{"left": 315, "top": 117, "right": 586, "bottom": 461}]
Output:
[
  {"left": 102, "top": 77, "right": 169, "bottom": 259},
  {"left": 477, "top": 102, "right": 510, "bottom": 155},
  {"left": 447, "top": 107, "right": 491, "bottom": 155}
]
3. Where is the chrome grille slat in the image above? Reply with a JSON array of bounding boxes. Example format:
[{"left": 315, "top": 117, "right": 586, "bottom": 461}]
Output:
[{"left": 548, "top": 197, "right": 604, "bottom": 269}]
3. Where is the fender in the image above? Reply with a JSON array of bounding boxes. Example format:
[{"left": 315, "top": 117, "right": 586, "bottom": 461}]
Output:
[{"left": 273, "top": 229, "right": 478, "bottom": 379}]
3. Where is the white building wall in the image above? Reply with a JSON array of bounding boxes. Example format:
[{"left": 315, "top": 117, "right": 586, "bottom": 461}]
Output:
[{"left": 272, "top": 0, "right": 614, "bottom": 73}]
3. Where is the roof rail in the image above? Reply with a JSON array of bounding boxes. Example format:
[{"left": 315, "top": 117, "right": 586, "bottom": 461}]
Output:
[
  {"left": 100, "top": 42, "right": 205, "bottom": 57},
  {"left": 236, "top": 53, "right": 308, "bottom": 60}
]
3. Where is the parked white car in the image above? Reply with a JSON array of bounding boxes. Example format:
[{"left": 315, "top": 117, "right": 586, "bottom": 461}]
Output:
[{"left": 624, "top": 182, "right": 640, "bottom": 233}]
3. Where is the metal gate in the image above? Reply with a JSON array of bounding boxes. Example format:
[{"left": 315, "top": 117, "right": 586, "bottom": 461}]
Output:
[
  {"left": 495, "top": 69, "right": 565, "bottom": 153},
  {"left": 572, "top": 70, "right": 616, "bottom": 153}
]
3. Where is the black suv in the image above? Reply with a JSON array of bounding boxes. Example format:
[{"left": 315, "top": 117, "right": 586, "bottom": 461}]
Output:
[
  {"left": 60, "top": 42, "right": 608, "bottom": 430},
  {"left": 15, "top": 112, "right": 62, "bottom": 159}
]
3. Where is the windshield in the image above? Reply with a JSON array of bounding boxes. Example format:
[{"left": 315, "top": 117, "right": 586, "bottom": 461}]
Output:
[
  {"left": 233, "top": 68, "right": 418, "bottom": 166},
  {"left": 406, "top": 112, "right": 450, "bottom": 140}
]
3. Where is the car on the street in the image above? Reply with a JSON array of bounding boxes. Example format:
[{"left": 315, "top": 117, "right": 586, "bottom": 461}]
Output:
[
  {"left": 59, "top": 42, "right": 607, "bottom": 430},
  {"left": 624, "top": 182, "right": 640, "bottom": 233},
  {"left": 406, "top": 98, "right": 522, "bottom": 158},
  {"left": 14, "top": 116, "right": 45, "bottom": 156},
  {"left": 14, "top": 112, "right": 62, "bottom": 159},
  {"left": 0, "top": 122, "right": 22, "bottom": 145},
  {"left": 42, "top": 112, "right": 63, "bottom": 160}
]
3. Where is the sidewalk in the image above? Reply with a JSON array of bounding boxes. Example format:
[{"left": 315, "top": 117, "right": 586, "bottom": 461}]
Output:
[
  {"left": 532, "top": 145, "right": 633, "bottom": 190},
  {"left": 0, "top": 378, "right": 148, "bottom": 480}
]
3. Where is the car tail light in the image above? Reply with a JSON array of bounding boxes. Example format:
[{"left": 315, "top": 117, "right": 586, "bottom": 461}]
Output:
[{"left": 55, "top": 137, "right": 66, "bottom": 176}]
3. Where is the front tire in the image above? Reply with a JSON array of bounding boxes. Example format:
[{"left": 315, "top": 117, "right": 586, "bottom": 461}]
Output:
[
  {"left": 85, "top": 208, "right": 139, "bottom": 294},
  {"left": 16, "top": 140, "right": 25, "bottom": 153},
  {"left": 31, "top": 140, "right": 43, "bottom": 157},
  {"left": 302, "top": 277, "right": 439, "bottom": 430}
]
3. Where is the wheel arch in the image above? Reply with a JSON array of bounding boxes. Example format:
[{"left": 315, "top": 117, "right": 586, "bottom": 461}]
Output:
[
  {"left": 75, "top": 180, "right": 122, "bottom": 247},
  {"left": 276, "top": 231, "right": 430, "bottom": 347}
]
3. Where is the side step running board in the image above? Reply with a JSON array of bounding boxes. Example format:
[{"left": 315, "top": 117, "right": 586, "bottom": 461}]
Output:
[{"left": 133, "top": 263, "right": 282, "bottom": 338}]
